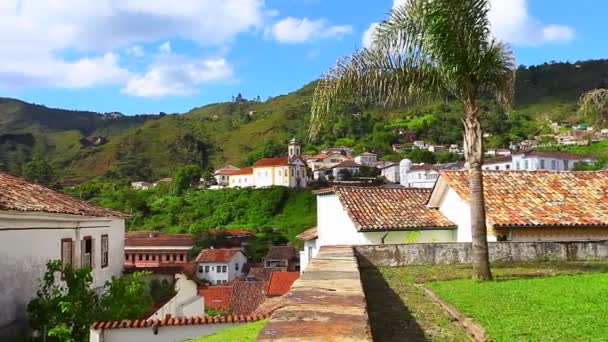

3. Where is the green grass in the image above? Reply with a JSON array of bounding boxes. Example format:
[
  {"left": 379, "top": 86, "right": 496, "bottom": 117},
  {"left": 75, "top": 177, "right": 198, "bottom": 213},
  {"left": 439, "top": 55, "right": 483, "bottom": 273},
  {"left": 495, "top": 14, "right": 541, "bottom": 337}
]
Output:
[
  {"left": 426, "top": 273, "right": 608, "bottom": 341},
  {"left": 361, "top": 261, "right": 608, "bottom": 342},
  {"left": 191, "top": 320, "right": 266, "bottom": 342}
]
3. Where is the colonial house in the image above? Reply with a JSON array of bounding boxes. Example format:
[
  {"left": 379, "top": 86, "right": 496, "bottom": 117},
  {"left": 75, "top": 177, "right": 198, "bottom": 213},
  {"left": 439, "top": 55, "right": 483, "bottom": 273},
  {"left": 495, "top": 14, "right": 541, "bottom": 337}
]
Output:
[
  {"left": 306, "top": 153, "right": 350, "bottom": 177},
  {"left": 482, "top": 151, "right": 594, "bottom": 171},
  {"left": 298, "top": 187, "right": 457, "bottom": 269},
  {"left": 399, "top": 160, "right": 465, "bottom": 188},
  {"left": 485, "top": 148, "right": 511, "bottom": 157},
  {"left": 124, "top": 232, "right": 193, "bottom": 272},
  {"left": 131, "top": 181, "right": 152, "bottom": 190},
  {"left": 354, "top": 152, "right": 378, "bottom": 166},
  {"left": 427, "top": 171, "right": 608, "bottom": 242},
  {"left": 228, "top": 167, "right": 253, "bottom": 188},
  {"left": 331, "top": 160, "right": 362, "bottom": 180},
  {"left": 194, "top": 249, "right": 247, "bottom": 285},
  {"left": 0, "top": 172, "right": 127, "bottom": 336},
  {"left": 296, "top": 227, "right": 318, "bottom": 272},
  {"left": 263, "top": 246, "right": 300, "bottom": 272},
  {"left": 213, "top": 164, "right": 240, "bottom": 186}
]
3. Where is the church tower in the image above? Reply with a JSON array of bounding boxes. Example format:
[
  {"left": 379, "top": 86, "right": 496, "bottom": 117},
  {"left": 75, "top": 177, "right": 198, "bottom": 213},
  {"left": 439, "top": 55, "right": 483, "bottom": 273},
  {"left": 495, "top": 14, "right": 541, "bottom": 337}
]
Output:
[{"left": 288, "top": 137, "right": 301, "bottom": 159}]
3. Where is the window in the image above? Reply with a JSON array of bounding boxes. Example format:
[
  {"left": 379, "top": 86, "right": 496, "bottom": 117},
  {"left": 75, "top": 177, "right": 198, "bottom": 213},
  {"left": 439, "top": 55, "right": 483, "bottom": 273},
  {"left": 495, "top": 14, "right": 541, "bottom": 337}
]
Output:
[
  {"left": 505, "top": 164, "right": 510, "bottom": 170},
  {"left": 204, "top": 265, "right": 210, "bottom": 273},
  {"left": 296, "top": 169, "right": 300, "bottom": 177},
  {"left": 524, "top": 160, "right": 529, "bottom": 170},
  {"left": 61, "top": 239, "right": 73, "bottom": 267},
  {"left": 278, "top": 170, "right": 282, "bottom": 176},
  {"left": 515, "top": 161, "right": 520, "bottom": 170},
  {"left": 540, "top": 159, "right": 545, "bottom": 169},
  {"left": 495, "top": 166, "right": 499, "bottom": 170},
  {"left": 551, "top": 160, "right": 557, "bottom": 170},
  {"left": 198, "top": 265, "right": 203, "bottom": 273},
  {"left": 308, "top": 246, "right": 313, "bottom": 261},
  {"left": 101, "top": 235, "right": 109, "bottom": 268},
  {"left": 235, "top": 262, "right": 239, "bottom": 271},
  {"left": 222, "top": 265, "right": 227, "bottom": 273},
  {"left": 82, "top": 236, "right": 93, "bottom": 269},
  {"left": 179, "top": 254, "right": 184, "bottom": 262},
  {"left": 139, "top": 254, "right": 143, "bottom": 261},
  {"left": 563, "top": 160, "right": 569, "bottom": 169}
]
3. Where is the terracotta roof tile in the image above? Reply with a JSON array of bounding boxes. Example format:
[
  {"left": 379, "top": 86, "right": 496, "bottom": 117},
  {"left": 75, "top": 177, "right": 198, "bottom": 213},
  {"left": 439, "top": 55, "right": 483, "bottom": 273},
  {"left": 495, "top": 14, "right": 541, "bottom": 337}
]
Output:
[
  {"left": 125, "top": 232, "right": 194, "bottom": 247},
  {"left": 194, "top": 249, "right": 243, "bottom": 263},
  {"left": 253, "top": 157, "right": 289, "bottom": 167},
  {"left": 439, "top": 170, "right": 608, "bottom": 228},
  {"left": 90, "top": 314, "right": 269, "bottom": 330},
  {"left": 267, "top": 272, "right": 299, "bottom": 297},
  {"left": 230, "top": 280, "right": 268, "bottom": 315},
  {"left": 198, "top": 286, "right": 233, "bottom": 311},
  {"left": 0, "top": 171, "right": 127, "bottom": 218},
  {"left": 296, "top": 227, "right": 317, "bottom": 241},
  {"left": 331, "top": 160, "right": 361, "bottom": 168},
  {"left": 318, "top": 187, "right": 456, "bottom": 231},
  {"left": 248, "top": 267, "right": 283, "bottom": 280},
  {"left": 265, "top": 246, "right": 298, "bottom": 260},
  {"left": 229, "top": 167, "right": 253, "bottom": 175}
]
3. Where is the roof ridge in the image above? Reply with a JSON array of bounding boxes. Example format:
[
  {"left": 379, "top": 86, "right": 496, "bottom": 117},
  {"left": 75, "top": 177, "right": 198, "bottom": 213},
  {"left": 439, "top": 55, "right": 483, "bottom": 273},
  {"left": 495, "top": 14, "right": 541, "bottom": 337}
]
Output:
[{"left": 91, "top": 313, "right": 270, "bottom": 330}]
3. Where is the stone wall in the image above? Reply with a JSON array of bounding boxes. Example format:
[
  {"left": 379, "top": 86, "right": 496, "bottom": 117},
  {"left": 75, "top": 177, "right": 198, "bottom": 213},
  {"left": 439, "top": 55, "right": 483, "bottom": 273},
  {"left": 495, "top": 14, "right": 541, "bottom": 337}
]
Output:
[
  {"left": 355, "top": 240, "right": 608, "bottom": 267},
  {"left": 258, "top": 246, "right": 372, "bottom": 341}
]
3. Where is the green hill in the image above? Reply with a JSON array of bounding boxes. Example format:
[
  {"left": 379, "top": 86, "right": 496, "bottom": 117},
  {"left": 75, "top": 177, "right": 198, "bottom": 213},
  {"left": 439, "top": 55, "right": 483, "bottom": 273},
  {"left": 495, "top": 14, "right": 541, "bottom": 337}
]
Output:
[{"left": 3, "top": 59, "right": 608, "bottom": 184}]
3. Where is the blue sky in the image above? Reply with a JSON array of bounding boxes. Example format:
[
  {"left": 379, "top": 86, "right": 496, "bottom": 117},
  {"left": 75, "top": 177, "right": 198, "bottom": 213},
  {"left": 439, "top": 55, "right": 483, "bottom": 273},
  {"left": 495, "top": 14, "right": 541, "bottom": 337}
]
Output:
[{"left": 0, "top": 0, "right": 605, "bottom": 115}]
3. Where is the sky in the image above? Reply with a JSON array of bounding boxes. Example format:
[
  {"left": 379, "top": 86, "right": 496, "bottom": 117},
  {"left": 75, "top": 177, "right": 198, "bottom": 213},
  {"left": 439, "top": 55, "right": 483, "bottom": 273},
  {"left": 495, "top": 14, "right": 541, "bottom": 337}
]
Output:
[{"left": 0, "top": 0, "right": 605, "bottom": 115}]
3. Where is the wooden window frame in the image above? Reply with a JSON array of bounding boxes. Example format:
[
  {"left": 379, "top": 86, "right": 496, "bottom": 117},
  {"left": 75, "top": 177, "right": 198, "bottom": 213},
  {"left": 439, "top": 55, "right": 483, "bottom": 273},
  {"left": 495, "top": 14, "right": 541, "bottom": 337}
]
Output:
[
  {"left": 101, "top": 234, "right": 109, "bottom": 268},
  {"left": 61, "top": 238, "right": 73, "bottom": 267},
  {"left": 82, "top": 236, "right": 93, "bottom": 269}
]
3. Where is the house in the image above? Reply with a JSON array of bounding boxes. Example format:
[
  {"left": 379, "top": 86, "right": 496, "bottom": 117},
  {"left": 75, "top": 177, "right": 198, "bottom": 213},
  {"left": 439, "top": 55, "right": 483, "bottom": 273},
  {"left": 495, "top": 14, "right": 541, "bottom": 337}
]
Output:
[
  {"left": 428, "top": 170, "right": 608, "bottom": 242},
  {"left": 227, "top": 167, "right": 253, "bottom": 188},
  {"left": 213, "top": 165, "right": 240, "bottom": 186},
  {"left": 380, "top": 162, "right": 400, "bottom": 183},
  {"left": 205, "top": 229, "right": 255, "bottom": 249},
  {"left": 194, "top": 249, "right": 247, "bottom": 285},
  {"left": 306, "top": 153, "right": 350, "bottom": 176},
  {"left": 331, "top": 160, "right": 362, "bottom": 180},
  {"left": 0, "top": 172, "right": 127, "bottom": 335},
  {"left": 296, "top": 227, "right": 318, "bottom": 272},
  {"left": 124, "top": 232, "right": 193, "bottom": 272},
  {"left": 399, "top": 159, "right": 465, "bottom": 188},
  {"left": 482, "top": 151, "right": 595, "bottom": 171},
  {"left": 251, "top": 138, "right": 307, "bottom": 188},
  {"left": 266, "top": 272, "right": 299, "bottom": 297},
  {"left": 198, "top": 286, "right": 232, "bottom": 313},
  {"left": 131, "top": 181, "right": 152, "bottom": 190},
  {"left": 149, "top": 274, "right": 204, "bottom": 320},
  {"left": 485, "top": 148, "right": 511, "bottom": 157},
  {"left": 413, "top": 140, "right": 428, "bottom": 149},
  {"left": 354, "top": 152, "right": 378, "bottom": 166},
  {"left": 300, "top": 187, "right": 457, "bottom": 268},
  {"left": 263, "top": 246, "right": 300, "bottom": 272}
]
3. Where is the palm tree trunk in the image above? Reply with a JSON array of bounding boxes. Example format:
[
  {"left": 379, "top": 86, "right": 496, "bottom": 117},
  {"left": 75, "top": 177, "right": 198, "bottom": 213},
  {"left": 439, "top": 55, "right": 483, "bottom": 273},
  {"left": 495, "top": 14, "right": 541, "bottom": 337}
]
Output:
[{"left": 463, "top": 102, "right": 493, "bottom": 281}]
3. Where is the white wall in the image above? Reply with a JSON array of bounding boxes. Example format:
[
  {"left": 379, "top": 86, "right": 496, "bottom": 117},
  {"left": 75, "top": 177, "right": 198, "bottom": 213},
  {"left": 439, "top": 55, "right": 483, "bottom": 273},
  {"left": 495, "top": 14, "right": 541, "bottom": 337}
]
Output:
[
  {"left": 299, "top": 239, "right": 318, "bottom": 273},
  {"left": 316, "top": 195, "right": 455, "bottom": 248},
  {"left": 381, "top": 165, "right": 400, "bottom": 183},
  {"left": 149, "top": 274, "right": 204, "bottom": 320},
  {"left": 0, "top": 212, "right": 124, "bottom": 329},
  {"left": 228, "top": 174, "right": 253, "bottom": 188},
  {"left": 196, "top": 253, "right": 247, "bottom": 284},
  {"left": 90, "top": 323, "right": 245, "bottom": 342}
]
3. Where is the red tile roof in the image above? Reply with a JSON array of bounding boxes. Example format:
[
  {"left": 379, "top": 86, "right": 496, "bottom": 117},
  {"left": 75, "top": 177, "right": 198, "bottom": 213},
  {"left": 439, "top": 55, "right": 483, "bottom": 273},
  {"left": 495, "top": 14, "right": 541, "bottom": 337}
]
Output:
[
  {"left": 296, "top": 227, "right": 318, "bottom": 241},
  {"left": 524, "top": 150, "right": 592, "bottom": 160},
  {"left": 265, "top": 246, "right": 298, "bottom": 260},
  {"left": 208, "top": 229, "right": 254, "bottom": 237},
  {"left": 267, "top": 272, "right": 299, "bottom": 297},
  {"left": 125, "top": 232, "right": 194, "bottom": 247},
  {"left": 0, "top": 171, "right": 128, "bottom": 218},
  {"left": 198, "top": 286, "right": 233, "bottom": 311},
  {"left": 331, "top": 160, "right": 361, "bottom": 169},
  {"left": 229, "top": 167, "right": 253, "bottom": 175},
  {"left": 90, "top": 314, "right": 269, "bottom": 330},
  {"left": 316, "top": 187, "right": 456, "bottom": 231},
  {"left": 253, "top": 157, "right": 290, "bottom": 167},
  {"left": 194, "top": 249, "right": 244, "bottom": 263},
  {"left": 215, "top": 169, "right": 244, "bottom": 176},
  {"left": 248, "top": 267, "right": 284, "bottom": 281},
  {"left": 230, "top": 280, "right": 268, "bottom": 315},
  {"left": 437, "top": 171, "right": 608, "bottom": 228}
]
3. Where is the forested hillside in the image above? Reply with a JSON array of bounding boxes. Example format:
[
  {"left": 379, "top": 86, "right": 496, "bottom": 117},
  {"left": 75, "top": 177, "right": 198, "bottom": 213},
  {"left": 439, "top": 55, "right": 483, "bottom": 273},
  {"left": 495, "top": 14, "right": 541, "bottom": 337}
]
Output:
[{"left": 2, "top": 59, "right": 608, "bottom": 185}]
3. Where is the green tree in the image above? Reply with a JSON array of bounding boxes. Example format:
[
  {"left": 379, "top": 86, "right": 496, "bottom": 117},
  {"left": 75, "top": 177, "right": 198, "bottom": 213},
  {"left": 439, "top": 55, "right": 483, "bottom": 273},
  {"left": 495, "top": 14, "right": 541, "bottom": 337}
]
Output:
[
  {"left": 23, "top": 154, "right": 54, "bottom": 185},
  {"left": 98, "top": 272, "right": 153, "bottom": 321},
  {"left": 579, "top": 88, "right": 608, "bottom": 128},
  {"left": 310, "top": 0, "right": 516, "bottom": 280},
  {"left": 172, "top": 164, "right": 202, "bottom": 195}
]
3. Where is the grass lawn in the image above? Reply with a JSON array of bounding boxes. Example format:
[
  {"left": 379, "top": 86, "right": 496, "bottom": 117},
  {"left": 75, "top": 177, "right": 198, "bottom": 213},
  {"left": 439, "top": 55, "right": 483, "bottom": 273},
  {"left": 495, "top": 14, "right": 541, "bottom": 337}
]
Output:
[
  {"left": 360, "top": 261, "right": 608, "bottom": 342},
  {"left": 190, "top": 320, "right": 266, "bottom": 342},
  {"left": 426, "top": 273, "right": 608, "bottom": 341}
]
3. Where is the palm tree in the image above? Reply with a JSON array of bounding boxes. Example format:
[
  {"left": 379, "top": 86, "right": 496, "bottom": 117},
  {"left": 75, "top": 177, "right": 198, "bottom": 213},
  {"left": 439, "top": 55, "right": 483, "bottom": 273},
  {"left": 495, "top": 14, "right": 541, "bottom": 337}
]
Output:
[
  {"left": 310, "top": 0, "right": 515, "bottom": 280},
  {"left": 579, "top": 89, "right": 608, "bottom": 128}
]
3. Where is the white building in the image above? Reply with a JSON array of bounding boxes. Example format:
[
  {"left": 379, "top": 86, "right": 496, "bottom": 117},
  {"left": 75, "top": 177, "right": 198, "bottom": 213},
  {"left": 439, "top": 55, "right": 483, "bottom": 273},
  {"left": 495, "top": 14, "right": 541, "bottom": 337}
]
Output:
[
  {"left": 212, "top": 164, "right": 240, "bottom": 186},
  {"left": 354, "top": 152, "right": 378, "bottom": 166},
  {"left": 0, "top": 172, "right": 126, "bottom": 337},
  {"left": 131, "top": 181, "right": 152, "bottom": 190},
  {"left": 194, "top": 249, "right": 247, "bottom": 285},
  {"left": 228, "top": 167, "right": 254, "bottom": 188},
  {"left": 299, "top": 187, "right": 457, "bottom": 271},
  {"left": 306, "top": 153, "right": 350, "bottom": 176},
  {"left": 250, "top": 138, "right": 307, "bottom": 188},
  {"left": 296, "top": 227, "right": 318, "bottom": 273},
  {"left": 380, "top": 162, "right": 400, "bottom": 183},
  {"left": 330, "top": 160, "right": 362, "bottom": 180},
  {"left": 427, "top": 170, "right": 608, "bottom": 242},
  {"left": 482, "top": 151, "right": 594, "bottom": 171},
  {"left": 399, "top": 159, "right": 465, "bottom": 188},
  {"left": 149, "top": 274, "right": 204, "bottom": 320}
]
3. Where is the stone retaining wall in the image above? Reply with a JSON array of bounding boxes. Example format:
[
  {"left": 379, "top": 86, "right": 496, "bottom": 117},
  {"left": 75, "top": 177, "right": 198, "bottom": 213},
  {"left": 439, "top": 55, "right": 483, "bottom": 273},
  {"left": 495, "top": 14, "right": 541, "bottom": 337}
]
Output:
[
  {"left": 258, "top": 246, "right": 372, "bottom": 341},
  {"left": 355, "top": 240, "right": 608, "bottom": 267}
]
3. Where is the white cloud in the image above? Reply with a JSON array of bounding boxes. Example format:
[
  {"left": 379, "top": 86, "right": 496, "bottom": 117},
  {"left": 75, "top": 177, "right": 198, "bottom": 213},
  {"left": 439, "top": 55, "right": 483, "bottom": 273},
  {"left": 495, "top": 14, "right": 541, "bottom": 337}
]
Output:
[
  {"left": 488, "top": 0, "right": 575, "bottom": 45},
  {"left": 126, "top": 45, "right": 145, "bottom": 57},
  {"left": 159, "top": 41, "right": 172, "bottom": 53},
  {"left": 0, "top": 0, "right": 264, "bottom": 89},
  {"left": 363, "top": 0, "right": 575, "bottom": 48},
  {"left": 122, "top": 55, "right": 233, "bottom": 97},
  {"left": 269, "top": 17, "right": 352, "bottom": 43}
]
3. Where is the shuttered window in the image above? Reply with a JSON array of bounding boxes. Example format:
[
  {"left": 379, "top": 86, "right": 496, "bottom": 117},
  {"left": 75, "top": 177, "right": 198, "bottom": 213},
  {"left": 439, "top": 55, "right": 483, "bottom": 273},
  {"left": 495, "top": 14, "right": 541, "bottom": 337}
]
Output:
[
  {"left": 61, "top": 239, "right": 73, "bottom": 267},
  {"left": 101, "top": 235, "right": 109, "bottom": 268}
]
